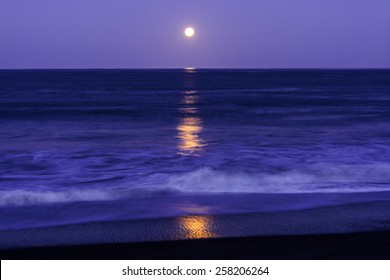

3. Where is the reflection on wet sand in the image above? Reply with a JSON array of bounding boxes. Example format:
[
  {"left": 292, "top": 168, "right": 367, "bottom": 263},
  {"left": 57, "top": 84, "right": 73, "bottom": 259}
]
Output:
[{"left": 178, "top": 215, "right": 218, "bottom": 239}]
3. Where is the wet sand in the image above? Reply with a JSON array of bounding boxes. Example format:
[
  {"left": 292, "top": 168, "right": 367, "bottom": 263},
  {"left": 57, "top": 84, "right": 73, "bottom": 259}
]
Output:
[{"left": 1, "top": 201, "right": 390, "bottom": 259}]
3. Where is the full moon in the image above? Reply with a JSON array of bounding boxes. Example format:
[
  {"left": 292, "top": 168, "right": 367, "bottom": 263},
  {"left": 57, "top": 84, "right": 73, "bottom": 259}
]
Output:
[{"left": 184, "top": 27, "right": 195, "bottom": 38}]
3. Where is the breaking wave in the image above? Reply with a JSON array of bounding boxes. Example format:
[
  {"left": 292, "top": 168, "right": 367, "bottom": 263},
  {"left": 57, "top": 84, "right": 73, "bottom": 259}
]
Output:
[
  {"left": 167, "top": 165, "right": 390, "bottom": 193},
  {"left": 2, "top": 163, "right": 390, "bottom": 206}
]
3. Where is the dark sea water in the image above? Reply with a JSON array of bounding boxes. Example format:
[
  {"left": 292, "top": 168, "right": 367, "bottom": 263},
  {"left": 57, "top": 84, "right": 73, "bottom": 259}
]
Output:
[{"left": 1, "top": 69, "right": 390, "bottom": 231}]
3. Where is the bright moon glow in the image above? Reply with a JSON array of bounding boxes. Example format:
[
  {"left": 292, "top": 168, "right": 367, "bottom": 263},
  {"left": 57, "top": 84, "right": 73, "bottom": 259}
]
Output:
[{"left": 184, "top": 27, "right": 195, "bottom": 37}]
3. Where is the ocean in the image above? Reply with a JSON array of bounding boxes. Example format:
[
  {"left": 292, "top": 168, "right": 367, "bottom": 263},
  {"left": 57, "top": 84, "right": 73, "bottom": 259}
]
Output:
[{"left": 1, "top": 69, "right": 390, "bottom": 234}]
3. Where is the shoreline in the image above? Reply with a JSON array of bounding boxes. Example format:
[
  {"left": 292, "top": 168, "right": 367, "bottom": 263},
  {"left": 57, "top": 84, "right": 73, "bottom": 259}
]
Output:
[{"left": 1, "top": 201, "right": 390, "bottom": 259}]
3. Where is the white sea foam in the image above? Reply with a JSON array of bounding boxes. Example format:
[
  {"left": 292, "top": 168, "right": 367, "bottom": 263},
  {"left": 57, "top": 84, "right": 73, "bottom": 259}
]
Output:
[
  {"left": 2, "top": 164, "right": 390, "bottom": 206},
  {"left": 0, "top": 189, "right": 114, "bottom": 206},
  {"left": 167, "top": 164, "right": 390, "bottom": 193}
]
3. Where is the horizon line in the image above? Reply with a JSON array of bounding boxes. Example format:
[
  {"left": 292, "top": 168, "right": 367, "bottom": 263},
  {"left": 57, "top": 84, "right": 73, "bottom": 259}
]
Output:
[{"left": 1, "top": 67, "right": 390, "bottom": 71}]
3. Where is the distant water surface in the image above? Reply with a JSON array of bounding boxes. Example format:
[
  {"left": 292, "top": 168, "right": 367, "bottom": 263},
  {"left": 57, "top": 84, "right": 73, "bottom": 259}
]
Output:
[{"left": 1, "top": 69, "right": 390, "bottom": 230}]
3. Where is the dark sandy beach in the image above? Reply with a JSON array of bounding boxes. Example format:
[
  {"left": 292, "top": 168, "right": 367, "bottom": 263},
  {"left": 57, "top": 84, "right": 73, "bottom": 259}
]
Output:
[
  {"left": 2, "top": 230, "right": 390, "bottom": 260},
  {"left": 1, "top": 201, "right": 390, "bottom": 259}
]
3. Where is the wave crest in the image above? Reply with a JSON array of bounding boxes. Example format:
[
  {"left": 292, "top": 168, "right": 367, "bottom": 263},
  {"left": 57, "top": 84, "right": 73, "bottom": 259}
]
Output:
[
  {"left": 2, "top": 164, "right": 390, "bottom": 206},
  {"left": 167, "top": 165, "right": 390, "bottom": 193}
]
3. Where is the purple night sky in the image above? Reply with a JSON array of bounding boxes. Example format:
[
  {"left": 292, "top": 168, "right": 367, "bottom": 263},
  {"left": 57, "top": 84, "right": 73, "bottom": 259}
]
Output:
[{"left": 1, "top": 0, "right": 389, "bottom": 69}]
